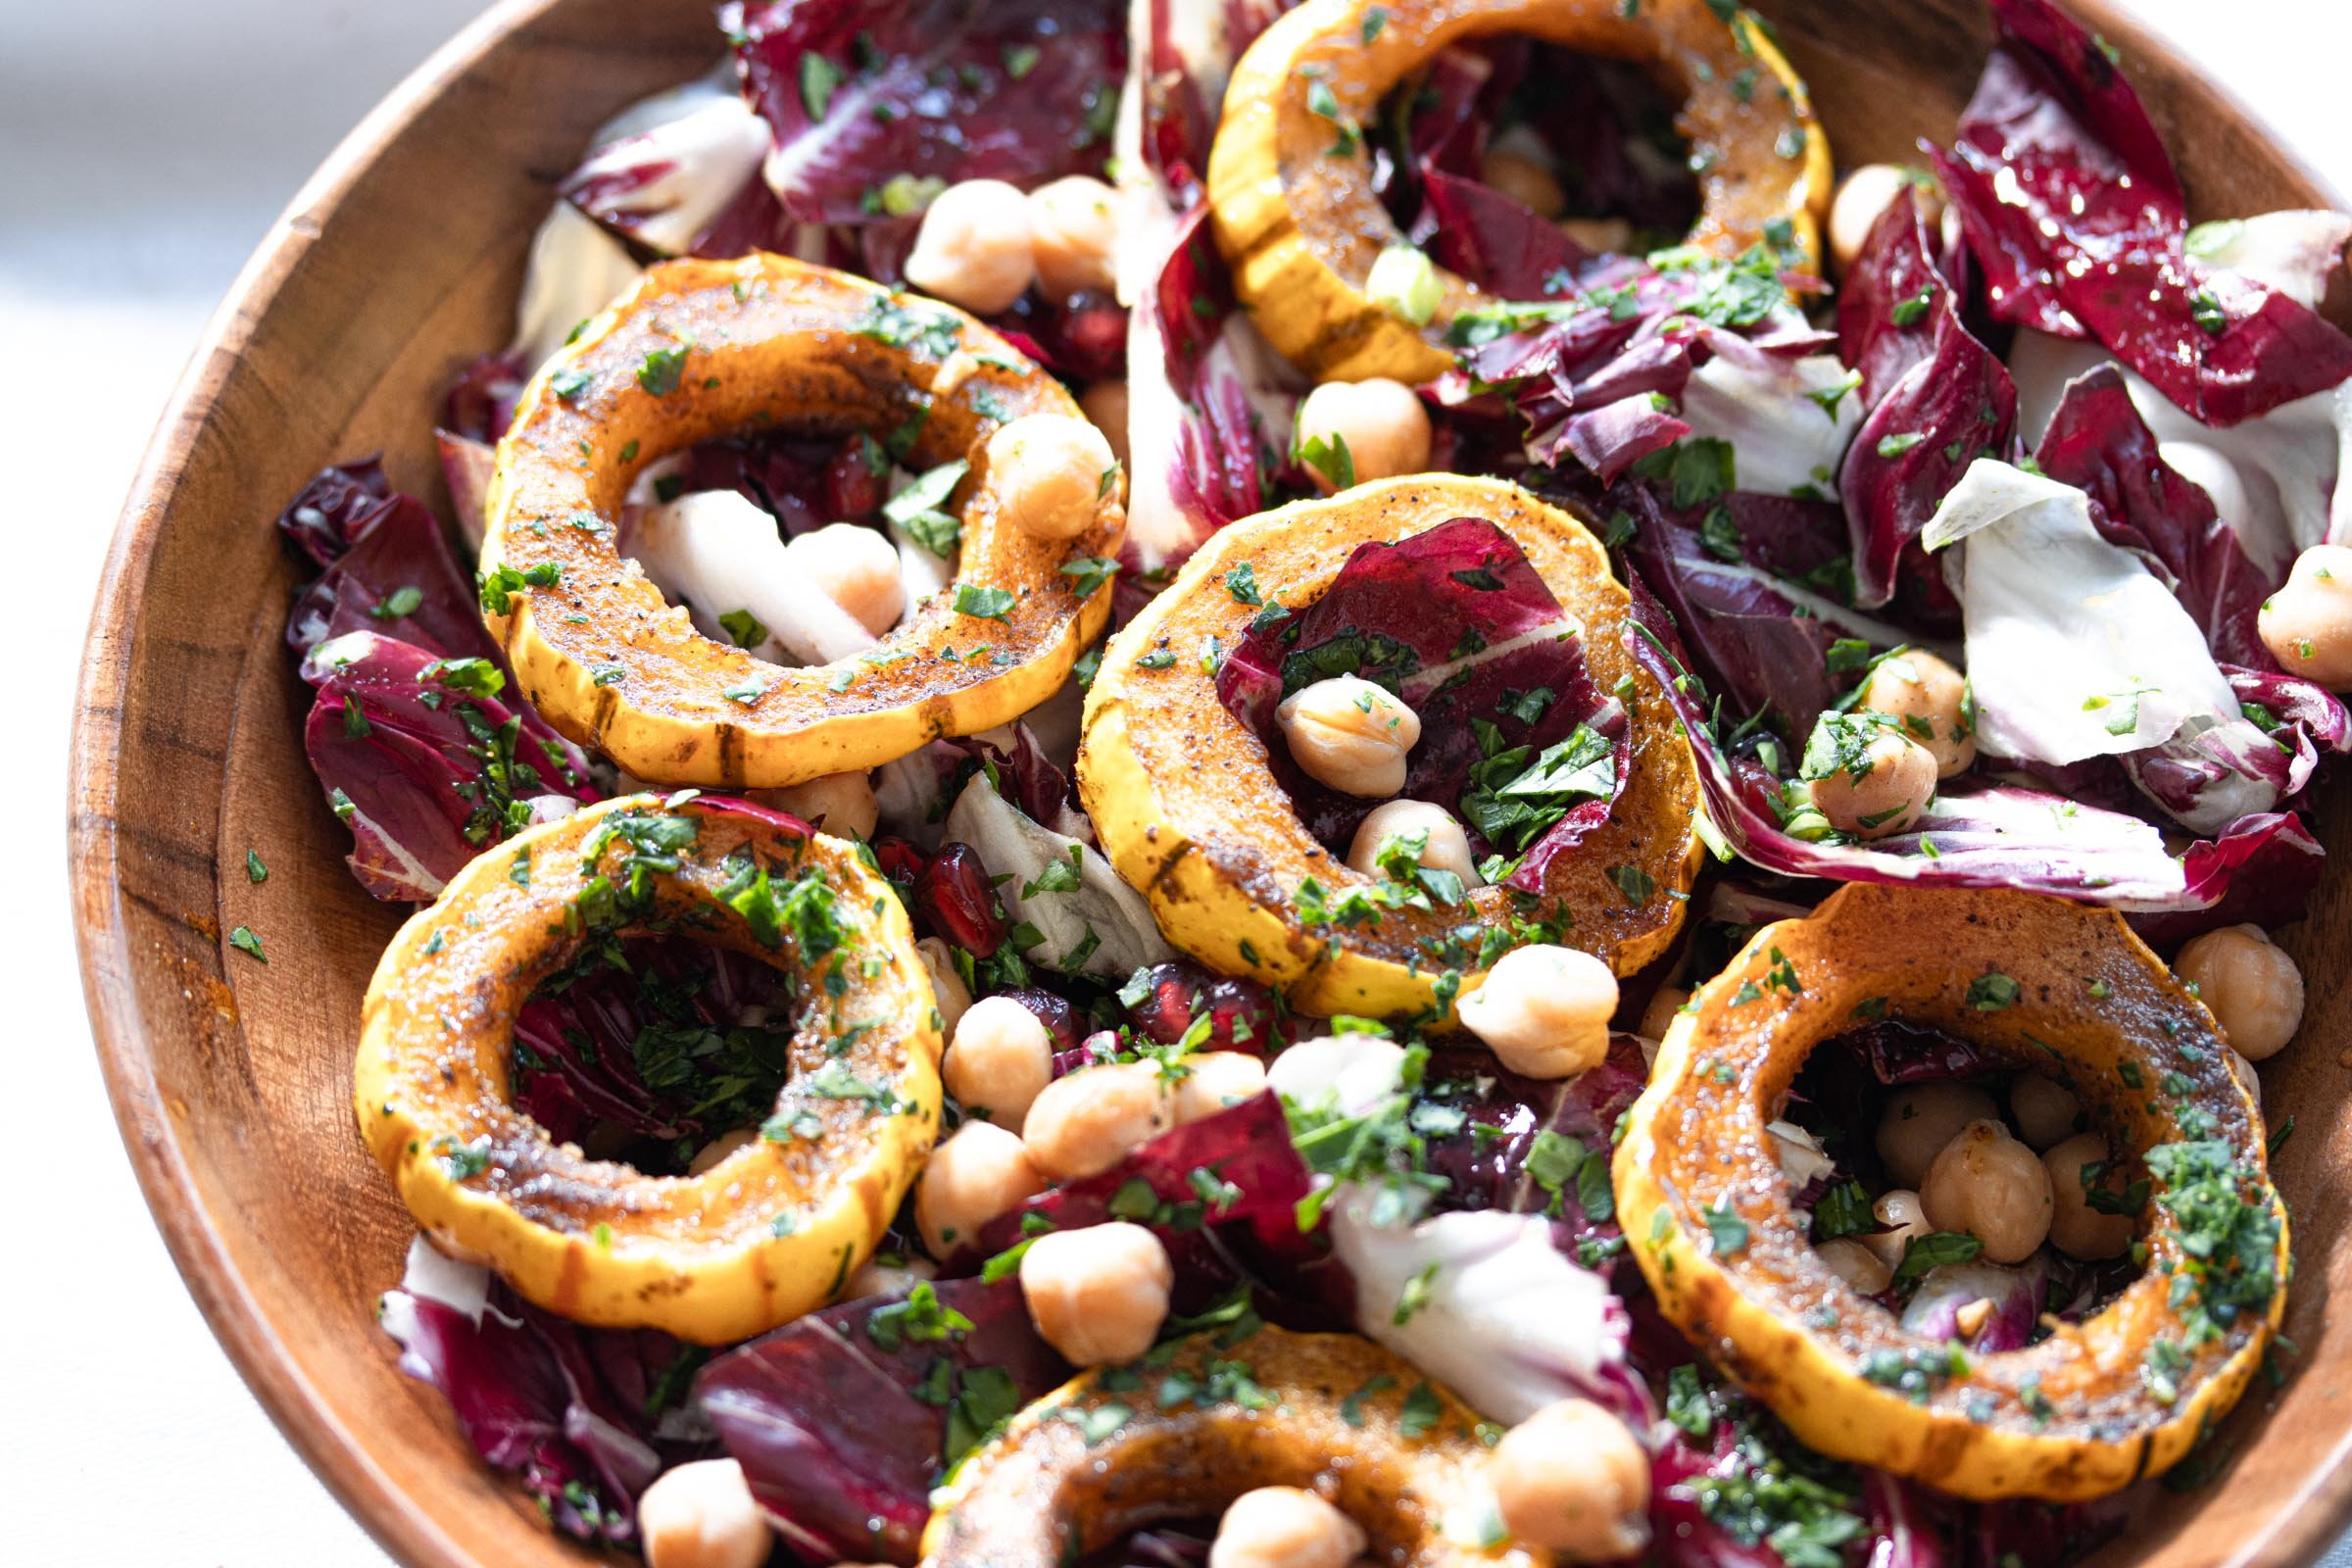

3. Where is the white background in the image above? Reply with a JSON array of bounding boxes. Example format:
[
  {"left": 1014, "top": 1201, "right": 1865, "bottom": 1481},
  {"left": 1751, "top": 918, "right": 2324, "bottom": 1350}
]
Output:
[{"left": 1, "top": 2, "right": 2342, "bottom": 1564}]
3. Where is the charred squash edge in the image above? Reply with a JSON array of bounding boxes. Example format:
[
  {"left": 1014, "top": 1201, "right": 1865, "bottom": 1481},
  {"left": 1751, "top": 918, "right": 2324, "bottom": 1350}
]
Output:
[
  {"left": 354, "top": 794, "right": 943, "bottom": 1345},
  {"left": 1206, "top": 0, "right": 1831, "bottom": 384},
  {"left": 1614, "top": 881, "right": 2287, "bottom": 1500},
  {"left": 1077, "top": 473, "right": 1702, "bottom": 1019},
  {"left": 483, "top": 253, "right": 1122, "bottom": 788},
  {"left": 922, "top": 1324, "right": 1546, "bottom": 1568}
]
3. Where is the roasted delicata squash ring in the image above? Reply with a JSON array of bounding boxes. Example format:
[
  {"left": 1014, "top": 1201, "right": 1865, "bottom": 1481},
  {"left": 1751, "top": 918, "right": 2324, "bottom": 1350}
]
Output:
[
  {"left": 924, "top": 1325, "right": 1544, "bottom": 1568},
  {"left": 354, "top": 794, "right": 944, "bottom": 1345},
  {"left": 1207, "top": 0, "right": 1832, "bottom": 383},
  {"left": 483, "top": 253, "right": 1123, "bottom": 788},
  {"left": 1078, "top": 474, "right": 1701, "bottom": 1018},
  {"left": 1616, "top": 883, "right": 2288, "bottom": 1500}
]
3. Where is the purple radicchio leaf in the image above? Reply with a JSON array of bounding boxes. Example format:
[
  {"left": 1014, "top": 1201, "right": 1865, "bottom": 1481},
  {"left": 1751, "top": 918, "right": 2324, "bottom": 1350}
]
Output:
[
  {"left": 1624, "top": 598, "right": 2295, "bottom": 913},
  {"left": 1836, "top": 188, "right": 2018, "bottom": 612},
  {"left": 281, "top": 472, "right": 502, "bottom": 666},
  {"left": 1900, "top": 1257, "right": 2048, "bottom": 1351},
  {"left": 1214, "top": 515, "right": 1629, "bottom": 887},
  {"left": 273, "top": 455, "right": 395, "bottom": 569},
  {"left": 697, "top": 1276, "right": 1070, "bottom": 1565},
  {"left": 2034, "top": 366, "right": 2278, "bottom": 667},
  {"left": 1930, "top": 0, "right": 2352, "bottom": 426},
  {"left": 558, "top": 78, "right": 771, "bottom": 257},
  {"left": 1133, "top": 0, "right": 1291, "bottom": 202},
  {"left": 1615, "top": 485, "right": 1901, "bottom": 738},
  {"left": 1126, "top": 201, "right": 1297, "bottom": 571},
  {"left": 1419, "top": 167, "right": 1592, "bottom": 303},
  {"left": 380, "top": 1255, "right": 709, "bottom": 1547},
  {"left": 726, "top": 0, "right": 1125, "bottom": 226},
  {"left": 2131, "top": 810, "right": 2327, "bottom": 947},
  {"left": 442, "top": 351, "right": 529, "bottom": 446},
  {"left": 436, "top": 429, "right": 496, "bottom": 553},
  {"left": 956, "top": 1091, "right": 1312, "bottom": 1314},
  {"left": 297, "top": 633, "right": 600, "bottom": 902}
]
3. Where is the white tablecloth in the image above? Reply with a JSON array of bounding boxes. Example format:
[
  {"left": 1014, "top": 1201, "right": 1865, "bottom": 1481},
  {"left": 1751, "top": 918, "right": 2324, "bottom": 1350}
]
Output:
[{"left": 4, "top": 1, "right": 2345, "bottom": 1563}]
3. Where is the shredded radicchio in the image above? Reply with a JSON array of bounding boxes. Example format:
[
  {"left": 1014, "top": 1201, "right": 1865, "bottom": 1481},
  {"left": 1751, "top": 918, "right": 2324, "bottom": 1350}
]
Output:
[{"left": 1931, "top": 0, "right": 2352, "bottom": 426}]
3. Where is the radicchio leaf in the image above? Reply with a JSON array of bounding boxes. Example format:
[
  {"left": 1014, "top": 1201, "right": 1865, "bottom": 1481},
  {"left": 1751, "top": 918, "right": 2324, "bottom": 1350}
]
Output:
[
  {"left": 1625, "top": 604, "right": 2292, "bottom": 914},
  {"left": 380, "top": 1245, "right": 708, "bottom": 1547},
  {"left": 1126, "top": 201, "right": 1296, "bottom": 570},
  {"left": 697, "top": 1277, "right": 1070, "bottom": 1564},
  {"left": 1214, "top": 516, "right": 1627, "bottom": 885},
  {"left": 727, "top": 0, "right": 1124, "bottom": 225},
  {"left": 297, "top": 632, "right": 599, "bottom": 901},
  {"left": 1931, "top": 0, "right": 2352, "bottom": 426},
  {"left": 2034, "top": 366, "right": 2278, "bottom": 667},
  {"left": 958, "top": 1091, "right": 1312, "bottom": 1308},
  {"left": 1131, "top": 0, "right": 1291, "bottom": 201},
  {"left": 558, "top": 78, "right": 771, "bottom": 257},
  {"left": 1837, "top": 187, "right": 2018, "bottom": 611},
  {"left": 281, "top": 473, "right": 502, "bottom": 667}
]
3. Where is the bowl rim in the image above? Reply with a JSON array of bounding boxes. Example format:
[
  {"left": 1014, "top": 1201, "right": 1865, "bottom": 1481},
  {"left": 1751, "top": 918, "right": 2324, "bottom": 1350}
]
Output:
[{"left": 64, "top": 1, "right": 2352, "bottom": 1565}]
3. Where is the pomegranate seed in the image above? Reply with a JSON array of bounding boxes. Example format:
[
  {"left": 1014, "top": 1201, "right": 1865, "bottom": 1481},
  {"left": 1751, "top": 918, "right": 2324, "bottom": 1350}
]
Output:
[
  {"left": 823, "top": 436, "right": 885, "bottom": 519},
  {"left": 993, "top": 987, "right": 1082, "bottom": 1054},
  {"left": 915, "top": 842, "right": 1006, "bottom": 957},
  {"left": 1121, "top": 961, "right": 1282, "bottom": 1054}
]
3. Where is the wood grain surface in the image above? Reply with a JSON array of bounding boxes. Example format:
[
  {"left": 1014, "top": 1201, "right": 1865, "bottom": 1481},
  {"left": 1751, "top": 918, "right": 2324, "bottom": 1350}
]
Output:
[{"left": 65, "top": 1, "right": 2352, "bottom": 1566}]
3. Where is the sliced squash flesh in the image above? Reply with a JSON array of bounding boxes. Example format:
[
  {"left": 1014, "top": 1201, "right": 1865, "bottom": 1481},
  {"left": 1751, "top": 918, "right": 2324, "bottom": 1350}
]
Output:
[
  {"left": 353, "top": 794, "right": 943, "bottom": 1345},
  {"left": 1207, "top": 0, "right": 1832, "bottom": 383},
  {"left": 483, "top": 253, "right": 1122, "bottom": 788},
  {"left": 1614, "top": 882, "right": 2287, "bottom": 1500},
  {"left": 924, "top": 1324, "right": 1544, "bottom": 1568},
  {"left": 1077, "top": 474, "right": 1701, "bottom": 1019}
]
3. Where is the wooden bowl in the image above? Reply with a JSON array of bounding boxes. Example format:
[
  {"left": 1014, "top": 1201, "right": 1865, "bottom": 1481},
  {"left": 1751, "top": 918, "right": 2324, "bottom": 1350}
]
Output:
[{"left": 67, "top": 1, "right": 2352, "bottom": 1564}]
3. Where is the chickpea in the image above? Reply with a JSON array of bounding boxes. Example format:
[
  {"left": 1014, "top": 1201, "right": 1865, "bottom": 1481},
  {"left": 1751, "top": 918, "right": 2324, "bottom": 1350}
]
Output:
[
  {"left": 1022, "top": 1059, "right": 1177, "bottom": 1181},
  {"left": 1639, "top": 985, "right": 1691, "bottom": 1043},
  {"left": 942, "top": 996, "right": 1057, "bottom": 1133},
  {"left": 1481, "top": 148, "right": 1566, "bottom": 219},
  {"left": 2228, "top": 1047, "right": 2263, "bottom": 1110},
  {"left": 1173, "top": 1051, "right": 1270, "bottom": 1123},
  {"left": 2258, "top": 544, "right": 2352, "bottom": 689},
  {"left": 1921, "top": 1120, "right": 2054, "bottom": 1263},
  {"left": 1276, "top": 675, "right": 1422, "bottom": 797},
  {"left": 2043, "top": 1131, "right": 2135, "bottom": 1260},
  {"left": 785, "top": 522, "right": 905, "bottom": 636},
  {"left": 916, "top": 936, "right": 973, "bottom": 1038},
  {"left": 1856, "top": 651, "right": 1976, "bottom": 778},
  {"left": 1079, "top": 380, "right": 1131, "bottom": 468},
  {"left": 913, "top": 1120, "right": 1048, "bottom": 1258},
  {"left": 1489, "top": 1398, "right": 1652, "bottom": 1562},
  {"left": 1875, "top": 1081, "right": 1999, "bottom": 1188},
  {"left": 2009, "top": 1073, "right": 2083, "bottom": 1152},
  {"left": 1343, "top": 799, "right": 1484, "bottom": 886},
  {"left": 638, "top": 1459, "right": 772, "bottom": 1568},
  {"left": 2175, "top": 923, "right": 2305, "bottom": 1060},
  {"left": 1557, "top": 216, "right": 1635, "bottom": 255},
  {"left": 1456, "top": 944, "right": 1619, "bottom": 1080},
  {"left": 986, "top": 415, "right": 1119, "bottom": 542},
  {"left": 847, "top": 1250, "right": 936, "bottom": 1300},
  {"left": 753, "top": 769, "right": 879, "bottom": 841},
  {"left": 1026, "top": 175, "right": 1121, "bottom": 301},
  {"left": 1862, "top": 1189, "right": 1935, "bottom": 1271},
  {"left": 1807, "top": 725, "right": 1937, "bottom": 840},
  {"left": 686, "top": 1127, "right": 756, "bottom": 1178},
  {"left": 1018, "top": 1222, "right": 1173, "bottom": 1365},
  {"left": 1294, "top": 378, "right": 1434, "bottom": 489},
  {"left": 1815, "top": 1237, "right": 1893, "bottom": 1296},
  {"left": 1829, "top": 164, "right": 1944, "bottom": 273},
  {"left": 904, "top": 178, "right": 1035, "bottom": 315},
  {"left": 1209, "top": 1488, "right": 1367, "bottom": 1568}
]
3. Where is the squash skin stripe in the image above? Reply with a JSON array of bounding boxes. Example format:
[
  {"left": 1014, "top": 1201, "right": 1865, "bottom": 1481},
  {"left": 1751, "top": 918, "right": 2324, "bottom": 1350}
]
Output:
[
  {"left": 1613, "top": 882, "right": 2289, "bottom": 1500},
  {"left": 1077, "top": 474, "right": 1701, "bottom": 1018},
  {"left": 353, "top": 795, "right": 943, "bottom": 1345},
  {"left": 482, "top": 254, "right": 1121, "bottom": 788},
  {"left": 1206, "top": 0, "right": 1831, "bottom": 383}
]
